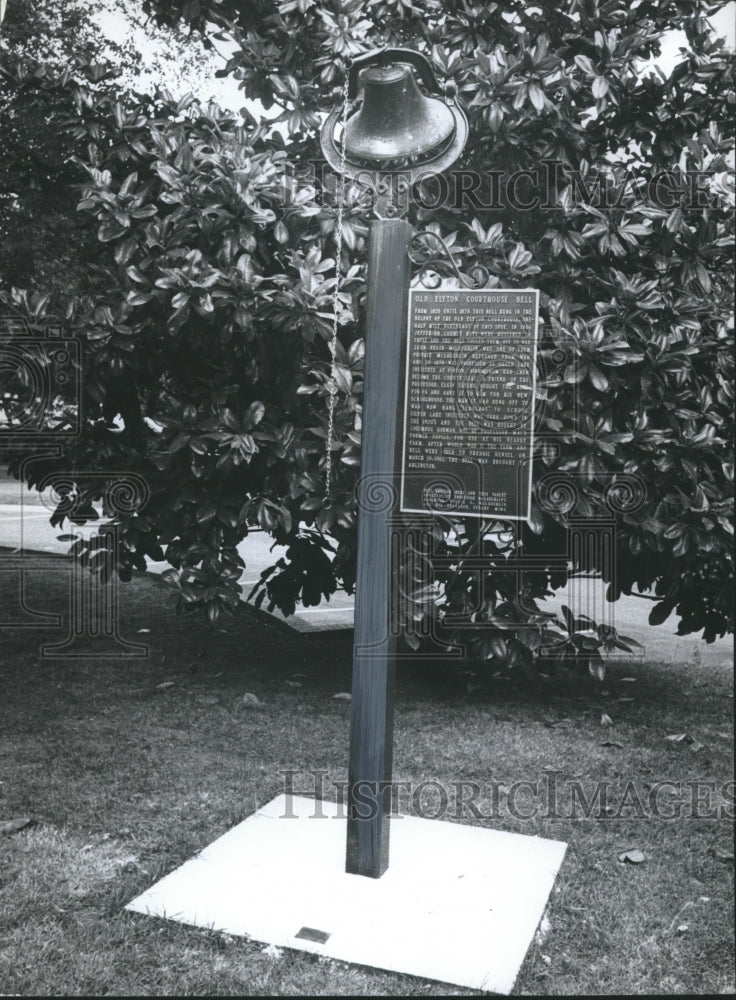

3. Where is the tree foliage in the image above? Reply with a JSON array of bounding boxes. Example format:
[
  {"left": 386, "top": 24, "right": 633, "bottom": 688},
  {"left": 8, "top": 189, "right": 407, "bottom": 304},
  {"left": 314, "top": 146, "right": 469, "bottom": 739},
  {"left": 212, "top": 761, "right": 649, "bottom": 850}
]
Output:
[
  {"left": 3, "top": 0, "right": 733, "bottom": 669},
  {"left": 0, "top": 0, "right": 212, "bottom": 295},
  {"left": 0, "top": 1, "right": 119, "bottom": 293}
]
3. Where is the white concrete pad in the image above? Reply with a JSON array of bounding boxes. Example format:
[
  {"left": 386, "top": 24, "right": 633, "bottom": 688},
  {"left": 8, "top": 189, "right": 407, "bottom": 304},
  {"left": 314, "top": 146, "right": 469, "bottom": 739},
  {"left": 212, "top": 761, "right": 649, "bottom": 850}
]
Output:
[{"left": 126, "top": 794, "right": 566, "bottom": 993}]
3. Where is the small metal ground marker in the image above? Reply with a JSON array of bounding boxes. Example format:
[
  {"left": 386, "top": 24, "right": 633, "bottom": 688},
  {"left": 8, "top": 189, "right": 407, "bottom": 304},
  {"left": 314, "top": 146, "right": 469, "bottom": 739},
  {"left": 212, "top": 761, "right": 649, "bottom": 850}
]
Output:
[{"left": 295, "top": 926, "right": 331, "bottom": 944}]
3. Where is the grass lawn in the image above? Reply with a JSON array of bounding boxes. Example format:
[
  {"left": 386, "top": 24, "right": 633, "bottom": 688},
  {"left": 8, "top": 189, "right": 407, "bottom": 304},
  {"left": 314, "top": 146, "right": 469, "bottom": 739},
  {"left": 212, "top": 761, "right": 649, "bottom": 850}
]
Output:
[{"left": 0, "top": 559, "right": 733, "bottom": 996}]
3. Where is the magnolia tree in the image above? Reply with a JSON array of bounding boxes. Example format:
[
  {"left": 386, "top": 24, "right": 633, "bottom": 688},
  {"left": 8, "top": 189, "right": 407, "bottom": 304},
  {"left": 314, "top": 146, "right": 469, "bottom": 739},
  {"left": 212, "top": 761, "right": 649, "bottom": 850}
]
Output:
[{"left": 2, "top": 0, "right": 733, "bottom": 676}]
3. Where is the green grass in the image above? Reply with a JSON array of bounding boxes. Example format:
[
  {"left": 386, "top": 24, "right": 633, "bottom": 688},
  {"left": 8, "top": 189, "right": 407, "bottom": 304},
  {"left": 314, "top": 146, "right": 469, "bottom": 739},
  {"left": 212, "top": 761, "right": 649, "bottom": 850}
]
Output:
[{"left": 0, "top": 560, "right": 733, "bottom": 995}]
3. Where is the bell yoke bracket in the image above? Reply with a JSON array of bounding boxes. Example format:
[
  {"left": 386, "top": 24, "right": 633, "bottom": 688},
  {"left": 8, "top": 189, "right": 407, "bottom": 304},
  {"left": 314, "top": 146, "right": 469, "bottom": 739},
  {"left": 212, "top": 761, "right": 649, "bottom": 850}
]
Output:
[
  {"left": 320, "top": 46, "right": 468, "bottom": 185},
  {"left": 346, "top": 47, "right": 443, "bottom": 101}
]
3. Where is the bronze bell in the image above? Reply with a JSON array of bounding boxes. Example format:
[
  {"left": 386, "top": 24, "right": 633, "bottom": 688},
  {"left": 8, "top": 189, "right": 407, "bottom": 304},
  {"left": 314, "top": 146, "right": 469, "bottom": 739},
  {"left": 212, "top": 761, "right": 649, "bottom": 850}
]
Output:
[{"left": 344, "top": 64, "right": 456, "bottom": 166}]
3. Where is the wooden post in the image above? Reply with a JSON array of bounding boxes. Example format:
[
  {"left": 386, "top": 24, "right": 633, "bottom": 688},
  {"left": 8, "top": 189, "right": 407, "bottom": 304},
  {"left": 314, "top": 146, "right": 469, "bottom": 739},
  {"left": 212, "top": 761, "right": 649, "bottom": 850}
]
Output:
[{"left": 346, "top": 217, "right": 412, "bottom": 878}]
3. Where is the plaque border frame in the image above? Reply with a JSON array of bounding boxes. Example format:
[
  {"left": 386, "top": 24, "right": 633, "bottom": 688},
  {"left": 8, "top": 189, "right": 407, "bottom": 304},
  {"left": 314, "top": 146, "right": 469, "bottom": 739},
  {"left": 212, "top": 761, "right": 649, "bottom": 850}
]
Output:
[{"left": 399, "top": 285, "right": 540, "bottom": 522}]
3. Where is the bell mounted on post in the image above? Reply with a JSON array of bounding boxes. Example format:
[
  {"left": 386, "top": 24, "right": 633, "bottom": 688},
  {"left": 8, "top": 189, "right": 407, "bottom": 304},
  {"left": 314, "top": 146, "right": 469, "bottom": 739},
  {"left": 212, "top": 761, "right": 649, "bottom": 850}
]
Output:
[{"left": 320, "top": 47, "right": 468, "bottom": 182}]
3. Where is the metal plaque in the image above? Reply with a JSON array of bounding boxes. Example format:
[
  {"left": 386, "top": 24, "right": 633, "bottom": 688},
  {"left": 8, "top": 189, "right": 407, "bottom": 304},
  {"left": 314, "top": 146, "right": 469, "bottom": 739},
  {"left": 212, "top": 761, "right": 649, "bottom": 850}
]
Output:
[{"left": 400, "top": 287, "right": 539, "bottom": 520}]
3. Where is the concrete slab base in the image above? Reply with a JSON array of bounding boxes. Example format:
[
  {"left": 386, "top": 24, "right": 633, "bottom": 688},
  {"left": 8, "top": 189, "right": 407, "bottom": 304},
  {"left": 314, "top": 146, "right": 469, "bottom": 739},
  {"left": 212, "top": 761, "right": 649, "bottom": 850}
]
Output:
[{"left": 126, "top": 794, "right": 567, "bottom": 993}]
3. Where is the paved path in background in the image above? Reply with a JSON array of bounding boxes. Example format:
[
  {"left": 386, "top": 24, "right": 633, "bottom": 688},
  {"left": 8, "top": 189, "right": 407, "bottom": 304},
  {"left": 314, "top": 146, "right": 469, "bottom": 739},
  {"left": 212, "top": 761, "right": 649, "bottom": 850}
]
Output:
[{"left": 0, "top": 473, "right": 731, "bottom": 665}]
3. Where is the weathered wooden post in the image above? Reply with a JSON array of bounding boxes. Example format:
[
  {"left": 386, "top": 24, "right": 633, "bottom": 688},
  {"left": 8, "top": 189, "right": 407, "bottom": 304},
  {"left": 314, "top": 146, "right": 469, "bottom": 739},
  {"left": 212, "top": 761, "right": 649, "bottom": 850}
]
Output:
[{"left": 320, "top": 48, "right": 468, "bottom": 877}]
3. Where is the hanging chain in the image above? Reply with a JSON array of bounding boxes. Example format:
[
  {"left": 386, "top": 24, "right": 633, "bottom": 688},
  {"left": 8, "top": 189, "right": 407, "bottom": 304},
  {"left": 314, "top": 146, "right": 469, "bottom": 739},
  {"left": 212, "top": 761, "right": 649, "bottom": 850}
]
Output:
[{"left": 324, "top": 71, "right": 350, "bottom": 501}]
